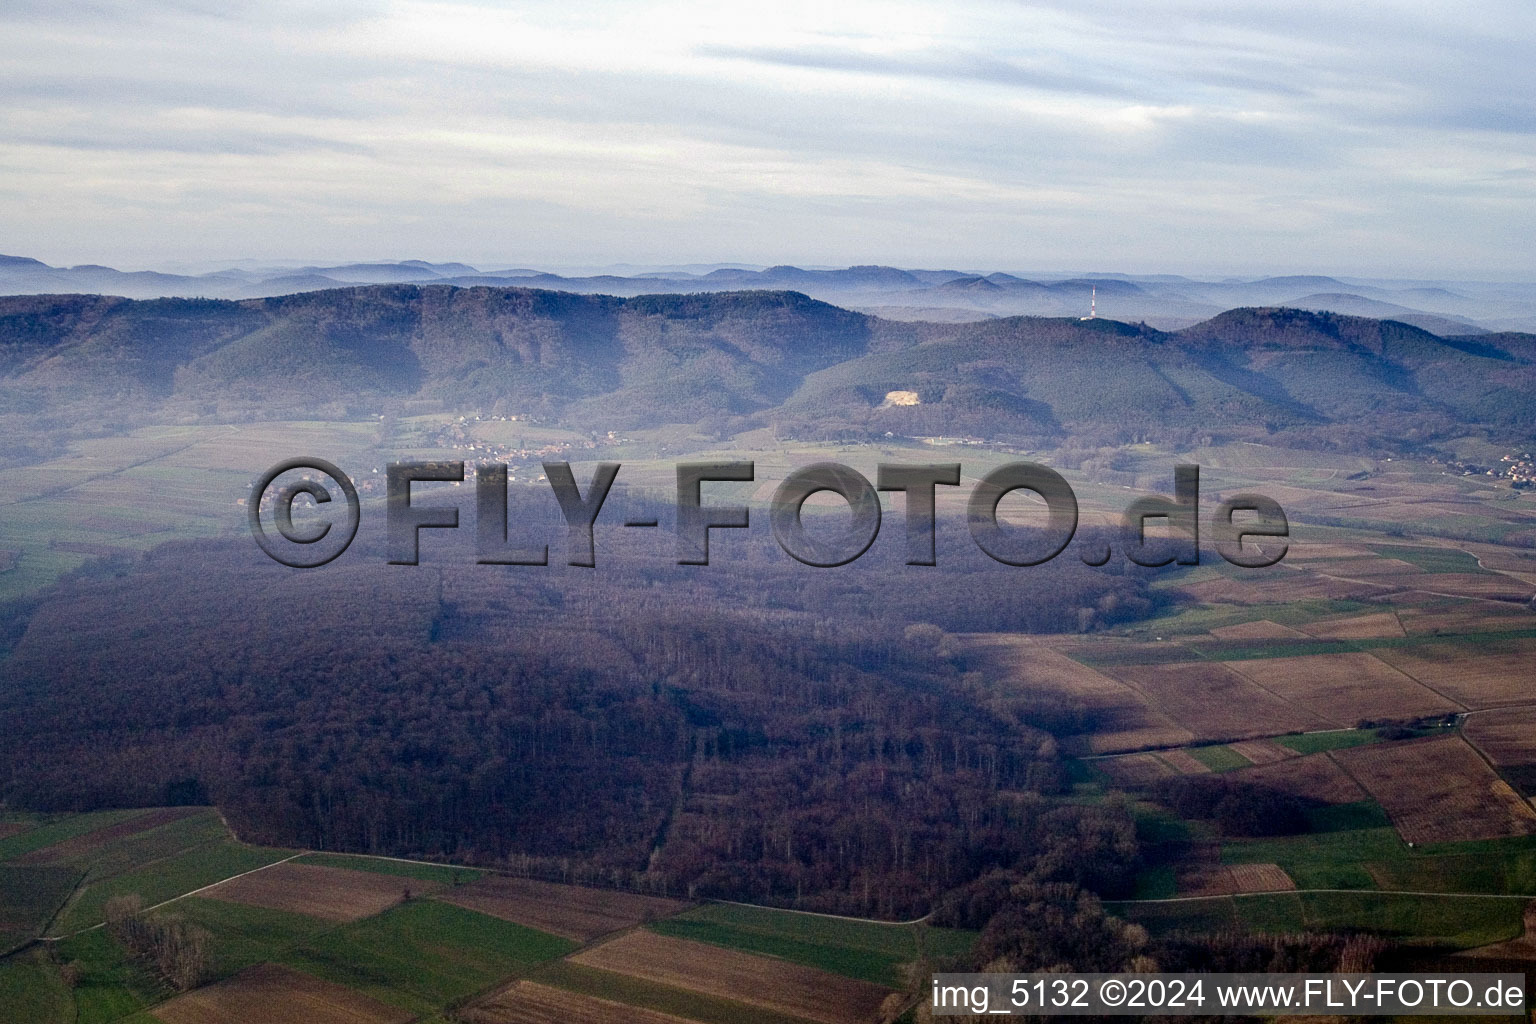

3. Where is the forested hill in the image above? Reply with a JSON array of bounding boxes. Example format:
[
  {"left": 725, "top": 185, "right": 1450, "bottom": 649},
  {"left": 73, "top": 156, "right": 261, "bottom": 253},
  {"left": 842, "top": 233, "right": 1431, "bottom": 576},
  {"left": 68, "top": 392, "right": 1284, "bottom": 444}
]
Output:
[{"left": 2, "top": 285, "right": 1534, "bottom": 448}]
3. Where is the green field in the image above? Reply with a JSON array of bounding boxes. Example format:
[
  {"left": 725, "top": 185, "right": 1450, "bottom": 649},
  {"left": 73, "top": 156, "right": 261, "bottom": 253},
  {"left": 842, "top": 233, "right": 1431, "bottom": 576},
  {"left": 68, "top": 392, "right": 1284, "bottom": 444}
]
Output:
[
  {"left": 295, "top": 852, "right": 483, "bottom": 886},
  {"left": 534, "top": 960, "right": 819, "bottom": 1024},
  {"left": 652, "top": 904, "right": 976, "bottom": 987},
  {"left": 50, "top": 841, "right": 294, "bottom": 936},
  {"left": 53, "top": 927, "right": 169, "bottom": 1024},
  {"left": 0, "top": 865, "right": 82, "bottom": 953},
  {"left": 1112, "top": 891, "right": 1526, "bottom": 949},
  {"left": 1131, "top": 865, "right": 1177, "bottom": 900},
  {"left": 0, "top": 810, "right": 148, "bottom": 862},
  {"left": 1126, "top": 598, "right": 1371, "bottom": 635},
  {"left": 1366, "top": 835, "right": 1536, "bottom": 895},
  {"left": 67, "top": 811, "right": 228, "bottom": 881},
  {"left": 1219, "top": 817, "right": 1536, "bottom": 896},
  {"left": 1303, "top": 800, "right": 1393, "bottom": 834},
  {"left": 1223, "top": 826, "right": 1403, "bottom": 890},
  {"left": 1186, "top": 745, "right": 1252, "bottom": 772},
  {"left": 1275, "top": 729, "right": 1382, "bottom": 754},
  {"left": 0, "top": 420, "right": 387, "bottom": 600},
  {"left": 278, "top": 898, "right": 576, "bottom": 1013},
  {"left": 1369, "top": 543, "right": 1490, "bottom": 574},
  {"left": 0, "top": 948, "right": 71, "bottom": 1024},
  {"left": 1131, "top": 802, "right": 1201, "bottom": 845},
  {"left": 152, "top": 897, "right": 335, "bottom": 981}
]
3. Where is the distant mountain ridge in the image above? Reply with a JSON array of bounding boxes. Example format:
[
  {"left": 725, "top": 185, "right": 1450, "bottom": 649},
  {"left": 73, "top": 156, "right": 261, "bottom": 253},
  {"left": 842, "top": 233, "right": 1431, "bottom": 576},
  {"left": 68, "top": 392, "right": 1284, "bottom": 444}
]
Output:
[
  {"left": 2, "top": 284, "right": 1533, "bottom": 450},
  {"left": 4, "top": 255, "right": 1534, "bottom": 333}
]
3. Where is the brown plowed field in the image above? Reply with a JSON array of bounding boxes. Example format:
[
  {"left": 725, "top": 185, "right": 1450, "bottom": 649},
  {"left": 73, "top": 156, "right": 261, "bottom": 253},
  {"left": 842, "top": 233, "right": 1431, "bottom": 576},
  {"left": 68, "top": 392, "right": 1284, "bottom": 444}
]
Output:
[
  {"left": 1397, "top": 606, "right": 1535, "bottom": 636},
  {"left": 570, "top": 930, "right": 892, "bottom": 1024},
  {"left": 1227, "top": 740, "right": 1298, "bottom": 765},
  {"left": 960, "top": 636, "right": 1193, "bottom": 752},
  {"left": 1228, "top": 752, "right": 1367, "bottom": 804},
  {"left": 1095, "top": 753, "right": 1175, "bottom": 787},
  {"left": 202, "top": 862, "right": 436, "bottom": 922},
  {"left": 1464, "top": 708, "right": 1536, "bottom": 766},
  {"left": 1177, "top": 863, "right": 1294, "bottom": 896},
  {"left": 462, "top": 981, "right": 696, "bottom": 1024},
  {"left": 1406, "top": 574, "right": 1535, "bottom": 601},
  {"left": 14, "top": 807, "right": 200, "bottom": 864},
  {"left": 153, "top": 962, "right": 412, "bottom": 1024},
  {"left": 1317, "top": 558, "right": 1424, "bottom": 577},
  {"left": 1222, "top": 653, "right": 1457, "bottom": 725},
  {"left": 1157, "top": 750, "right": 1212, "bottom": 775},
  {"left": 1374, "top": 639, "right": 1536, "bottom": 709},
  {"left": 1208, "top": 620, "right": 1308, "bottom": 640},
  {"left": 440, "top": 876, "right": 686, "bottom": 942},
  {"left": 1300, "top": 613, "right": 1405, "bottom": 639},
  {"left": 1105, "top": 661, "right": 1328, "bottom": 739},
  {"left": 1332, "top": 736, "right": 1536, "bottom": 844},
  {"left": 1229, "top": 863, "right": 1296, "bottom": 892}
]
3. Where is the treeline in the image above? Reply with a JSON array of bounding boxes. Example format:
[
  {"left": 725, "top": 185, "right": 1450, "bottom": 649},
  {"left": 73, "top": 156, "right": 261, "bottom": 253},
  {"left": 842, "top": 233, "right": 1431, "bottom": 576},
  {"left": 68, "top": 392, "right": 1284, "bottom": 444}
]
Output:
[
  {"left": 1149, "top": 776, "right": 1315, "bottom": 837},
  {"left": 103, "top": 894, "right": 211, "bottom": 992},
  {"left": 923, "top": 875, "right": 1392, "bottom": 1019}
]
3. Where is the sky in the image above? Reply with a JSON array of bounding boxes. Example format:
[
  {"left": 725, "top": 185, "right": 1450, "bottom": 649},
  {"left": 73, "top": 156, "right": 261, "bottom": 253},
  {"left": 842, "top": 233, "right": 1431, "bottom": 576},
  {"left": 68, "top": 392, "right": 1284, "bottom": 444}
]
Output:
[{"left": 1, "top": 0, "right": 1533, "bottom": 277}]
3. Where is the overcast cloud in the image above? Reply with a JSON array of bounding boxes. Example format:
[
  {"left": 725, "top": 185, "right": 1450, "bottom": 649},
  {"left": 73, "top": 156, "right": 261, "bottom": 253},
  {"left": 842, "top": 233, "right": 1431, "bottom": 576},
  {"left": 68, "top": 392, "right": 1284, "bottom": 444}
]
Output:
[{"left": 1, "top": 0, "right": 1532, "bottom": 276}]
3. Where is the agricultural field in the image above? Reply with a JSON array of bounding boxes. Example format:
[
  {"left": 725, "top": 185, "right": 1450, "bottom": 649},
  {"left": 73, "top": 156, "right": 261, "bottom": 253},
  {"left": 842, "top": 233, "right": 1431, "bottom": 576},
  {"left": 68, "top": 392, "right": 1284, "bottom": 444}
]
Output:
[
  {"left": 0, "top": 807, "right": 290, "bottom": 953},
  {"left": 0, "top": 420, "right": 386, "bottom": 599},
  {"left": 1095, "top": 753, "right": 1176, "bottom": 787},
  {"left": 1464, "top": 707, "right": 1536, "bottom": 768},
  {"left": 1113, "top": 892, "right": 1528, "bottom": 951},
  {"left": 1174, "top": 862, "right": 1295, "bottom": 897},
  {"left": 771, "top": 459, "right": 1536, "bottom": 971},
  {"left": 569, "top": 930, "right": 897, "bottom": 1024},
  {"left": 1299, "top": 611, "right": 1406, "bottom": 639},
  {"left": 1157, "top": 749, "right": 1215, "bottom": 774},
  {"left": 151, "top": 897, "right": 336, "bottom": 980},
  {"left": 0, "top": 810, "right": 151, "bottom": 862},
  {"left": 463, "top": 980, "right": 696, "bottom": 1024},
  {"left": 1227, "top": 751, "right": 1369, "bottom": 804},
  {"left": 11, "top": 808, "right": 206, "bottom": 866},
  {"left": 649, "top": 903, "right": 976, "bottom": 988},
  {"left": 959, "top": 635, "right": 1193, "bottom": 753},
  {"left": 1101, "top": 661, "right": 1327, "bottom": 740},
  {"left": 1373, "top": 637, "right": 1536, "bottom": 709},
  {"left": 1274, "top": 729, "right": 1383, "bottom": 755},
  {"left": 277, "top": 899, "right": 577, "bottom": 1014},
  {"left": 202, "top": 861, "right": 441, "bottom": 922},
  {"left": 0, "top": 865, "right": 80, "bottom": 954},
  {"left": 49, "top": 839, "right": 296, "bottom": 937},
  {"left": 1219, "top": 652, "right": 1455, "bottom": 725},
  {"left": 527, "top": 962, "right": 822, "bottom": 1024},
  {"left": 52, "top": 926, "right": 170, "bottom": 1024},
  {"left": 1227, "top": 738, "right": 1299, "bottom": 764},
  {"left": 1332, "top": 736, "right": 1536, "bottom": 844},
  {"left": 153, "top": 962, "right": 412, "bottom": 1024},
  {"left": 0, "top": 948, "right": 71, "bottom": 1024},
  {"left": 0, "top": 806, "right": 972, "bottom": 1023},
  {"left": 293, "top": 853, "right": 483, "bottom": 886},
  {"left": 440, "top": 875, "right": 686, "bottom": 941},
  {"left": 25, "top": 813, "right": 234, "bottom": 906},
  {"left": 1207, "top": 619, "right": 1309, "bottom": 640}
]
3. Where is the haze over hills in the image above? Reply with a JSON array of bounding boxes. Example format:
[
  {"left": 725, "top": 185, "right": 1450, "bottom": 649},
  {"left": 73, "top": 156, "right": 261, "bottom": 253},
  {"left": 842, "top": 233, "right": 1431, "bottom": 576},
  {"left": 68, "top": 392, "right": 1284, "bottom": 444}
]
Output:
[
  {"left": 4, "top": 254, "right": 1536, "bottom": 334},
  {"left": 3, "top": 285, "right": 1535, "bottom": 455}
]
